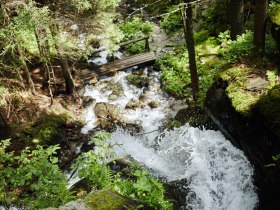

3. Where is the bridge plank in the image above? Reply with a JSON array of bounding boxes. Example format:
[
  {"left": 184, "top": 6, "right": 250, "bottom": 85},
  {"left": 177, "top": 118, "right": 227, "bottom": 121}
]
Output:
[{"left": 80, "top": 51, "right": 156, "bottom": 83}]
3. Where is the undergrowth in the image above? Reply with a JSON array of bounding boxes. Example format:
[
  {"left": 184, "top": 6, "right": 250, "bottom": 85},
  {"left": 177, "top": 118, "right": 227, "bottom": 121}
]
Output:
[
  {"left": 72, "top": 131, "right": 172, "bottom": 210},
  {"left": 119, "top": 17, "right": 153, "bottom": 54}
]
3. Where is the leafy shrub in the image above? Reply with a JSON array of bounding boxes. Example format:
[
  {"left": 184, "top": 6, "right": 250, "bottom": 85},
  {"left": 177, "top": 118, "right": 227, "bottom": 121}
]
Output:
[
  {"left": 194, "top": 29, "right": 210, "bottom": 45},
  {"left": 218, "top": 30, "right": 255, "bottom": 63},
  {"left": 0, "top": 140, "right": 73, "bottom": 209},
  {"left": 269, "top": 2, "right": 280, "bottom": 25},
  {"left": 72, "top": 131, "right": 172, "bottom": 209},
  {"left": 119, "top": 18, "right": 153, "bottom": 53},
  {"left": 160, "top": 5, "right": 182, "bottom": 35},
  {"left": 158, "top": 52, "right": 191, "bottom": 98}
]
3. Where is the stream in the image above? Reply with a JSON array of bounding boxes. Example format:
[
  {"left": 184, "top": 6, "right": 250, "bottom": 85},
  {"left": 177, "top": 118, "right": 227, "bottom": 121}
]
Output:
[{"left": 81, "top": 62, "right": 259, "bottom": 209}]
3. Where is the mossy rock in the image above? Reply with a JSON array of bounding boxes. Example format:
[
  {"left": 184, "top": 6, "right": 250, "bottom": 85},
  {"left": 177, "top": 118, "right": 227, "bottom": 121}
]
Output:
[
  {"left": 94, "top": 102, "right": 122, "bottom": 130},
  {"left": 17, "top": 112, "right": 72, "bottom": 146},
  {"left": 85, "top": 189, "right": 145, "bottom": 210},
  {"left": 108, "top": 83, "right": 125, "bottom": 100},
  {"left": 126, "top": 74, "right": 149, "bottom": 88},
  {"left": 219, "top": 66, "right": 263, "bottom": 115},
  {"left": 257, "top": 85, "right": 280, "bottom": 139}
]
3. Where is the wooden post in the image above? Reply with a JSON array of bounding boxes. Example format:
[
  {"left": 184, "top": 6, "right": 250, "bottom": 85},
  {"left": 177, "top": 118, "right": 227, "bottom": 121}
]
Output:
[{"left": 145, "top": 37, "right": 150, "bottom": 52}]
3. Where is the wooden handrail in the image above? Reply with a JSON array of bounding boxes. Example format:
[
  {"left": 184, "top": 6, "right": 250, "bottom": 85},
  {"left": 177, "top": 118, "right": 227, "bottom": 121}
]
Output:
[
  {"left": 92, "top": 36, "right": 150, "bottom": 54},
  {"left": 119, "top": 36, "right": 149, "bottom": 47}
]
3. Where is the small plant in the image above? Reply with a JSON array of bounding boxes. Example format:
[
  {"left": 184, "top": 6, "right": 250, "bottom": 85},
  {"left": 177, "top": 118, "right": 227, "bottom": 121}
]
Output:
[
  {"left": 218, "top": 30, "right": 255, "bottom": 63},
  {"left": 160, "top": 5, "right": 182, "bottom": 35}
]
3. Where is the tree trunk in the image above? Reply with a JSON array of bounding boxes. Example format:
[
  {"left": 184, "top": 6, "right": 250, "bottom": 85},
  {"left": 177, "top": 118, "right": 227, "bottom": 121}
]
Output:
[
  {"left": 34, "top": 28, "right": 50, "bottom": 89},
  {"left": 229, "top": 0, "right": 244, "bottom": 40},
  {"left": 253, "top": 0, "right": 268, "bottom": 51},
  {"left": 17, "top": 45, "right": 36, "bottom": 95},
  {"left": 50, "top": 24, "right": 75, "bottom": 95},
  {"left": 181, "top": 0, "right": 199, "bottom": 102}
]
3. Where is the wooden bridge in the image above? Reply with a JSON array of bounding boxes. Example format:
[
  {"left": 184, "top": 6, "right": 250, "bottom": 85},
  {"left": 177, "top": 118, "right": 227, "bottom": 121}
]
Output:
[{"left": 79, "top": 36, "right": 156, "bottom": 84}]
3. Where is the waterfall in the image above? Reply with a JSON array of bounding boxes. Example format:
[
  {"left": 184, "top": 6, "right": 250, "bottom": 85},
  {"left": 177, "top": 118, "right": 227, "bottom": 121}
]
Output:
[{"left": 81, "top": 67, "right": 258, "bottom": 209}]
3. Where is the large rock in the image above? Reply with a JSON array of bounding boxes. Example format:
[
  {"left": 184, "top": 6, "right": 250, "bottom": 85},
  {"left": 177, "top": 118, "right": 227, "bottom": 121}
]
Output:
[
  {"left": 205, "top": 78, "right": 280, "bottom": 209},
  {"left": 108, "top": 83, "right": 125, "bottom": 100},
  {"left": 126, "top": 74, "right": 149, "bottom": 88},
  {"left": 44, "top": 189, "right": 148, "bottom": 210},
  {"left": 94, "top": 102, "right": 122, "bottom": 131},
  {"left": 94, "top": 102, "right": 140, "bottom": 133}
]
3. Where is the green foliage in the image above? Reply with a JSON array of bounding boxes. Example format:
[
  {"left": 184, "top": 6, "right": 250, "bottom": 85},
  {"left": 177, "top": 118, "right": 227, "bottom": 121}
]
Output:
[
  {"left": 158, "top": 51, "right": 191, "bottom": 98},
  {"left": 119, "top": 18, "right": 153, "bottom": 53},
  {"left": 72, "top": 131, "right": 172, "bottom": 209},
  {"left": 269, "top": 2, "right": 280, "bottom": 25},
  {"left": 114, "top": 170, "right": 172, "bottom": 210},
  {"left": 266, "top": 69, "right": 278, "bottom": 88},
  {"left": 194, "top": 30, "right": 210, "bottom": 45},
  {"left": 160, "top": 5, "right": 181, "bottom": 35},
  {"left": 158, "top": 42, "right": 226, "bottom": 105},
  {"left": 199, "top": 0, "right": 229, "bottom": 36},
  {"left": 20, "top": 113, "right": 70, "bottom": 146},
  {"left": 0, "top": 140, "right": 73, "bottom": 209},
  {"left": 265, "top": 153, "right": 280, "bottom": 167},
  {"left": 218, "top": 30, "right": 255, "bottom": 63}
]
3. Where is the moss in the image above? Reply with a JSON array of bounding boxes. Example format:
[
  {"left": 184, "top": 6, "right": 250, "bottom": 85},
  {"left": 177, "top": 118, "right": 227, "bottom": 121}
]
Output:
[
  {"left": 165, "top": 120, "right": 182, "bottom": 130},
  {"left": 219, "top": 66, "right": 260, "bottom": 115},
  {"left": 18, "top": 112, "right": 72, "bottom": 146},
  {"left": 126, "top": 74, "right": 149, "bottom": 88},
  {"left": 85, "top": 189, "right": 143, "bottom": 210},
  {"left": 258, "top": 85, "right": 280, "bottom": 138}
]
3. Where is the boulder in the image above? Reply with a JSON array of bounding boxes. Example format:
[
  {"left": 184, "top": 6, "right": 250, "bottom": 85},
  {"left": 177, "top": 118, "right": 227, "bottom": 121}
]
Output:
[
  {"left": 148, "top": 101, "right": 159, "bottom": 109},
  {"left": 108, "top": 83, "right": 125, "bottom": 101},
  {"left": 126, "top": 74, "right": 149, "bottom": 88},
  {"left": 44, "top": 189, "right": 148, "bottom": 210},
  {"left": 94, "top": 102, "right": 122, "bottom": 131}
]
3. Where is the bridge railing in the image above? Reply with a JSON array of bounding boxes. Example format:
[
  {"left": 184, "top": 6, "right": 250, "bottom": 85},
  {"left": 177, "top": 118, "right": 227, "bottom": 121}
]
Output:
[{"left": 92, "top": 36, "right": 150, "bottom": 55}]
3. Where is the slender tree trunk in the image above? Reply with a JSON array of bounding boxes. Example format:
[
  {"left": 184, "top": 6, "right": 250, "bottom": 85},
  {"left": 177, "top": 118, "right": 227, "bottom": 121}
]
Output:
[
  {"left": 50, "top": 24, "right": 75, "bottom": 95},
  {"left": 34, "top": 28, "right": 49, "bottom": 88},
  {"left": 253, "top": 0, "right": 268, "bottom": 51},
  {"left": 229, "top": 0, "right": 244, "bottom": 40},
  {"left": 17, "top": 45, "right": 36, "bottom": 95},
  {"left": 181, "top": 0, "right": 199, "bottom": 102}
]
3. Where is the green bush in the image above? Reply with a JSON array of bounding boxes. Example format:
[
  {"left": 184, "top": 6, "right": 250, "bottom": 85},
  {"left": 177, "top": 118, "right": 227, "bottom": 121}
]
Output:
[
  {"left": 269, "top": 2, "right": 280, "bottom": 25},
  {"left": 119, "top": 18, "right": 153, "bottom": 53},
  {"left": 194, "top": 30, "right": 210, "bottom": 45},
  {"left": 0, "top": 140, "right": 73, "bottom": 209},
  {"left": 158, "top": 52, "right": 191, "bottom": 98},
  {"left": 218, "top": 30, "right": 255, "bottom": 63},
  {"left": 160, "top": 5, "right": 182, "bottom": 35}
]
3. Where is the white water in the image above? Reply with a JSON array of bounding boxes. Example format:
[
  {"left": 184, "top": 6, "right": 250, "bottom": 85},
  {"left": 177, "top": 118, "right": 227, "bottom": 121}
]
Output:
[{"left": 81, "top": 68, "right": 258, "bottom": 210}]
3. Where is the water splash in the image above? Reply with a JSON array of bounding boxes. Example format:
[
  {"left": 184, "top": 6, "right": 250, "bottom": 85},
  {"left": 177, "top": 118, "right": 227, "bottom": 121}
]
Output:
[
  {"left": 107, "top": 126, "right": 258, "bottom": 210},
  {"left": 81, "top": 69, "right": 186, "bottom": 134}
]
